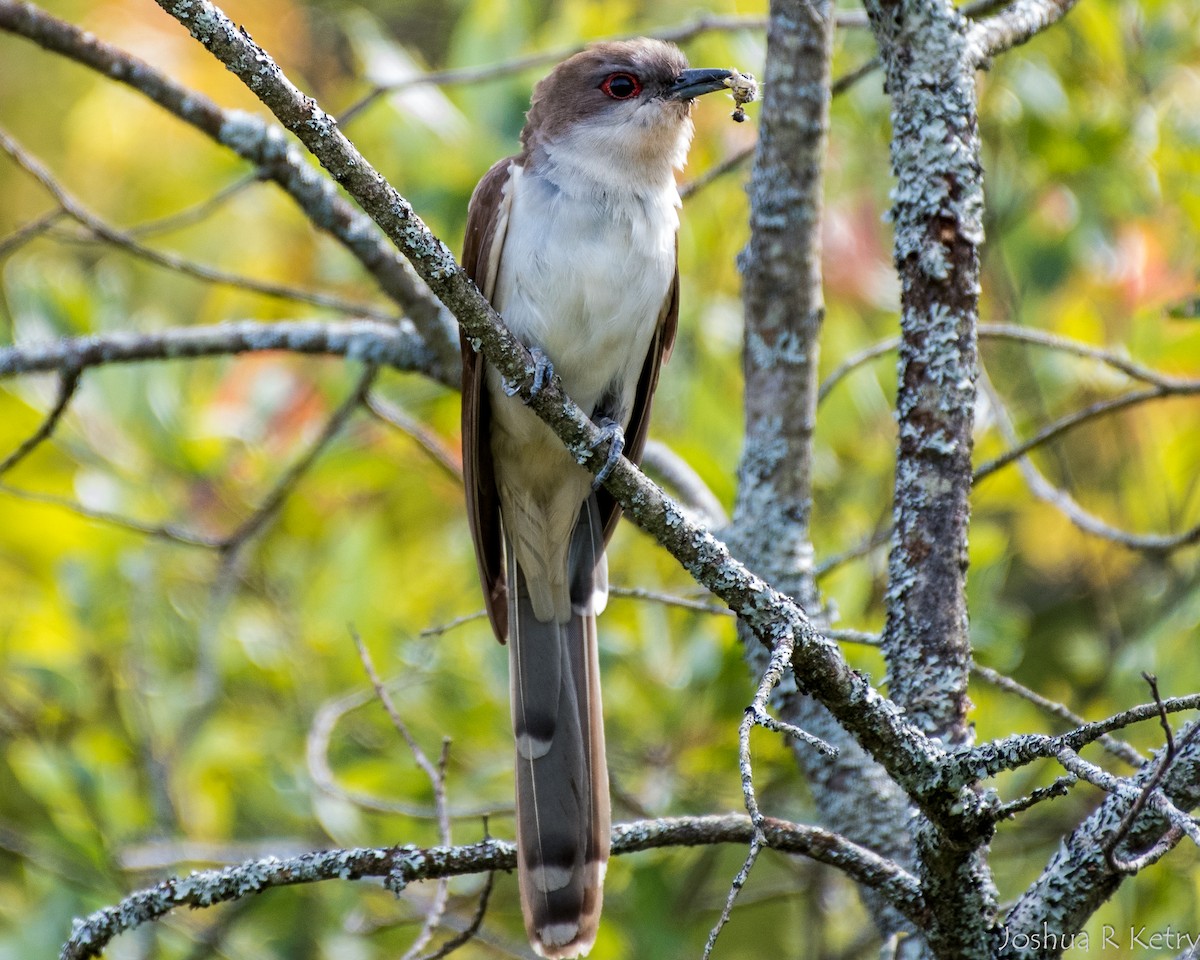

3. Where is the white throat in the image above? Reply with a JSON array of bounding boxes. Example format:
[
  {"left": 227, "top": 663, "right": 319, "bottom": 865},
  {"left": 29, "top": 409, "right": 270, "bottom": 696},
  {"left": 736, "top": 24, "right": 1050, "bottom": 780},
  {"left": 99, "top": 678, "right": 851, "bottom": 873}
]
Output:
[{"left": 536, "top": 112, "right": 692, "bottom": 201}]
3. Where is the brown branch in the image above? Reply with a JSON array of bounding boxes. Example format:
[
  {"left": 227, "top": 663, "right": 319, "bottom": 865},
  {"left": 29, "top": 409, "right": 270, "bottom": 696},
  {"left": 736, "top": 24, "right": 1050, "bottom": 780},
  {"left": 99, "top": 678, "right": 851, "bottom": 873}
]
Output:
[
  {"left": 221, "top": 366, "right": 377, "bottom": 551},
  {"left": 0, "top": 366, "right": 81, "bottom": 476}
]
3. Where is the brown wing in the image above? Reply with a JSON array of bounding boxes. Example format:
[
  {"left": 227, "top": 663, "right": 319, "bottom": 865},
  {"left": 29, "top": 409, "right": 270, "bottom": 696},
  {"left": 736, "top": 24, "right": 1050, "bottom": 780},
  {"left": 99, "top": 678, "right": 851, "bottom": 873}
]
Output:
[
  {"left": 596, "top": 258, "right": 680, "bottom": 546},
  {"left": 461, "top": 157, "right": 518, "bottom": 643}
]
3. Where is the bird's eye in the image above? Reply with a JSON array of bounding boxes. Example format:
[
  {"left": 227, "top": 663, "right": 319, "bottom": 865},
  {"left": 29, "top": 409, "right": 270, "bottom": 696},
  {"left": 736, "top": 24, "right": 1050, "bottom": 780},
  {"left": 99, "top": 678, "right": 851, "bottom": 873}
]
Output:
[{"left": 600, "top": 72, "right": 641, "bottom": 100}]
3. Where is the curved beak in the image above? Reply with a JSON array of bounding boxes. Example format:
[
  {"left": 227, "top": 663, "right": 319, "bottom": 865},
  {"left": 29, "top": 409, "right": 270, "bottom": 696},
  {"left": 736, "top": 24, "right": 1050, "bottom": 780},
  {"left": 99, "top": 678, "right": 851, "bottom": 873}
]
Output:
[{"left": 664, "top": 68, "right": 734, "bottom": 102}]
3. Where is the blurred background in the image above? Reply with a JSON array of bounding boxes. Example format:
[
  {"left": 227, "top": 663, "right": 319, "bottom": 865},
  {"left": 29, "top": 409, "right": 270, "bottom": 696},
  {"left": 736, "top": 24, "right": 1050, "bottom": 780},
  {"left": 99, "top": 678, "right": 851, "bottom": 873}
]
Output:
[{"left": 1, "top": 0, "right": 1198, "bottom": 956}]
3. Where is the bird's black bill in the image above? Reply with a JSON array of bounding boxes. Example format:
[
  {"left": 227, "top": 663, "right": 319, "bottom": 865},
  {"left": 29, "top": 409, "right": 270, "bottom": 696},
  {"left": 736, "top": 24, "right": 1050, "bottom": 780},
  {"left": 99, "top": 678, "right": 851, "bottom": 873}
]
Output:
[{"left": 664, "top": 68, "right": 733, "bottom": 101}]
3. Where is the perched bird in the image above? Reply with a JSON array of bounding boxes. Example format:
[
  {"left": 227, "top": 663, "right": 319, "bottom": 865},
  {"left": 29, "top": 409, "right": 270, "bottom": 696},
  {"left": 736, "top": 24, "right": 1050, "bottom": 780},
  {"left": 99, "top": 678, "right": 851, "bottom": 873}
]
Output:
[{"left": 460, "top": 38, "right": 735, "bottom": 958}]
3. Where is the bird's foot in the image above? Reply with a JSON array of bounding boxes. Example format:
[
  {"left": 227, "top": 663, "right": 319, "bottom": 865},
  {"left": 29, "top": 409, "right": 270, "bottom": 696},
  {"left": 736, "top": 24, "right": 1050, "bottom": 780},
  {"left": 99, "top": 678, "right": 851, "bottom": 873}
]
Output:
[
  {"left": 502, "top": 347, "right": 554, "bottom": 401},
  {"left": 590, "top": 418, "right": 625, "bottom": 490}
]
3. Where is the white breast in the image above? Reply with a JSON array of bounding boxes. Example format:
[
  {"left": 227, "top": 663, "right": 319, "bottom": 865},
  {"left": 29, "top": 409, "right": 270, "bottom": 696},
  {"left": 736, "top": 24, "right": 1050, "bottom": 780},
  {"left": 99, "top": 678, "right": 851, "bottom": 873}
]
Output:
[{"left": 492, "top": 161, "right": 678, "bottom": 417}]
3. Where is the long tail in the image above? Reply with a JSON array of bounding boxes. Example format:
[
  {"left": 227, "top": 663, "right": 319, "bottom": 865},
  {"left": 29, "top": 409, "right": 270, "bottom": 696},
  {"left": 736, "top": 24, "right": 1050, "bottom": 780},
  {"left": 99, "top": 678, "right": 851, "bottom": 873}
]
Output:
[{"left": 507, "top": 498, "right": 610, "bottom": 959}]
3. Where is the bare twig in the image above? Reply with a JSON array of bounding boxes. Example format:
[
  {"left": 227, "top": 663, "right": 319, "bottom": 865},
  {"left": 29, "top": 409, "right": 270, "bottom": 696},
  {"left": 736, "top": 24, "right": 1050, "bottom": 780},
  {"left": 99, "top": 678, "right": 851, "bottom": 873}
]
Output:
[
  {"left": 306, "top": 686, "right": 507, "bottom": 819},
  {"left": 975, "top": 386, "right": 1180, "bottom": 483},
  {"left": 640, "top": 439, "right": 729, "bottom": 528},
  {"left": 1056, "top": 745, "right": 1200, "bottom": 864},
  {"left": 417, "top": 870, "right": 495, "bottom": 960},
  {"left": 610, "top": 584, "right": 733, "bottom": 617},
  {"left": 979, "top": 373, "right": 1200, "bottom": 552},
  {"left": 970, "top": 662, "right": 1144, "bottom": 768},
  {"left": 0, "top": 482, "right": 221, "bottom": 547},
  {"left": 938, "top": 695, "right": 1200, "bottom": 790},
  {"left": 351, "top": 628, "right": 453, "bottom": 959},
  {"left": 993, "top": 775, "right": 1079, "bottom": 820},
  {"left": 0, "top": 366, "right": 81, "bottom": 476},
  {"left": 820, "top": 323, "right": 1196, "bottom": 409},
  {"left": 418, "top": 610, "right": 488, "bottom": 639},
  {"left": 1102, "top": 678, "right": 1200, "bottom": 873},
  {"left": 0, "top": 207, "right": 64, "bottom": 256},
  {"left": 0, "top": 127, "right": 396, "bottom": 319},
  {"left": 705, "top": 627, "right": 837, "bottom": 958},
  {"left": 222, "top": 366, "right": 377, "bottom": 550},
  {"left": 365, "top": 392, "right": 462, "bottom": 482},
  {"left": 123, "top": 173, "right": 262, "bottom": 239}
]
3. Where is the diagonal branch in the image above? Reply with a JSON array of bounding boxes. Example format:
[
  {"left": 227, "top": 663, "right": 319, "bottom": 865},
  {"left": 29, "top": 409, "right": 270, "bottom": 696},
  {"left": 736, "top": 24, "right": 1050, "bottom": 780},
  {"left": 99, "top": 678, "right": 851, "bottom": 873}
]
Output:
[
  {"left": 968, "top": 0, "right": 1081, "bottom": 63},
  {"left": 0, "top": 365, "right": 81, "bottom": 476}
]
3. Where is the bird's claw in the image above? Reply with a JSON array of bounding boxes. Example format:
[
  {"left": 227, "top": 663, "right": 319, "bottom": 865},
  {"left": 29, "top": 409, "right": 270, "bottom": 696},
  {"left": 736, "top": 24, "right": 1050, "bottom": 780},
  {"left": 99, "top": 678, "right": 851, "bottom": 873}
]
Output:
[
  {"left": 502, "top": 347, "right": 554, "bottom": 400},
  {"left": 590, "top": 418, "right": 625, "bottom": 490},
  {"left": 527, "top": 347, "right": 552, "bottom": 401}
]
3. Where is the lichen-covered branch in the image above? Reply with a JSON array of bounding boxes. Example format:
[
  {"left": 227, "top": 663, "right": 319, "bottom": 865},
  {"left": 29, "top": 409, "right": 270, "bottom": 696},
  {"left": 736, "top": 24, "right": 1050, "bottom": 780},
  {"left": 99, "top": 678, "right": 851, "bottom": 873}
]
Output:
[
  {"left": 968, "top": 0, "right": 1081, "bottom": 62},
  {"left": 61, "top": 814, "right": 927, "bottom": 960},
  {"left": 733, "top": 0, "right": 924, "bottom": 946},
  {"left": 863, "top": 0, "right": 994, "bottom": 952},
  {"left": 998, "top": 722, "right": 1200, "bottom": 956},
  {"left": 866, "top": 0, "right": 981, "bottom": 752},
  {"left": 0, "top": 319, "right": 432, "bottom": 378}
]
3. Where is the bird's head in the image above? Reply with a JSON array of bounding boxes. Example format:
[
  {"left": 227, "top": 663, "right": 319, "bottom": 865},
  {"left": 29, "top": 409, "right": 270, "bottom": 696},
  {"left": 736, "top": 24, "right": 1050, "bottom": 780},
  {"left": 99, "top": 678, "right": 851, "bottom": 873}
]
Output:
[{"left": 520, "top": 39, "right": 734, "bottom": 186}]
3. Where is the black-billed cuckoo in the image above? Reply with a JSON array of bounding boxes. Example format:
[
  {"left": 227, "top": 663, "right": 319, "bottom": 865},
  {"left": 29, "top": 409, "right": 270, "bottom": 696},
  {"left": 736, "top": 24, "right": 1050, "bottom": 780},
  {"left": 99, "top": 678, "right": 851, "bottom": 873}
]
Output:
[{"left": 460, "top": 38, "right": 736, "bottom": 958}]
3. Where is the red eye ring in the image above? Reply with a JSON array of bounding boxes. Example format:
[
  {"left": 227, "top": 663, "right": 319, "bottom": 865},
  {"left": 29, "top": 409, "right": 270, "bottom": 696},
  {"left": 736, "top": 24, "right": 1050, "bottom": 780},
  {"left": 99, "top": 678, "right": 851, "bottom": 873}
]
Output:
[{"left": 600, "top": 72, "right": 641, "bottom": 100}]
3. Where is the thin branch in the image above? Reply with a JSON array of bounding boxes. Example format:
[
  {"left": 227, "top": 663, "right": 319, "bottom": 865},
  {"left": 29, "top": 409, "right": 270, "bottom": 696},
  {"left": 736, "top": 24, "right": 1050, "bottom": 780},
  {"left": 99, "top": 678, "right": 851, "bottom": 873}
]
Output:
[
  {"left": 609, "top": 584, "right": 733, "bottom": 617},
  {"left": 417, "top": 870, "right": 495, "bottom": 960},
  {"left": 0, "top": 482, "right": 222, "bottom": 547},
  {"left": 418, "top": 610, "right": 488, "bottom": 640},
  {"left": 364, "top": 392, "right": 463, "bottom": 483},
  {"left": 0, "top": 206, "right": 64, "bottom": 256},
  {"left": 306, "top": 686, "right": 506, "bottom": 820},
  {"left": 1056, "top": 746, "right": 1200, "bottom": 855},
  {"left": 640, "top": 439, "right": 729, "bottom": 528},
  {"left": 123, "top": 172, "right": 262, "bottom": 239},
  {"left": 0, "top": 127, "right": 395, "bottom": 320},
  {"left": 970, "top": 661, "right": 1145, "bottom": 768},
  {"left": 221, "top": 366, "right": 377, "bottom": 550},
  {"left": 813, "top": 526, "right": 890, "bottom": 579},
  {"left": 819, "top": 323, "right": 1195, "bottom": 408},
  {"left": 705, "top": 624, "right": 837, "bottom": 958},
  {"left": 0, "top": 366, "right": 81, "bottom": 476},
  {"left": 60, "top": 813, "right": 926, "bottom": 960},
  {"left": 993, "top": 775, "right": 1078, "bottom": 820},
  {"left": 1103, "top": 679, "right": 1200, "bottom": 873},
  {"left": 974, "top": 386, "right": 1179, "bottom": 483},
  {"left": 938, "top": 694, "right": 1200, "bottom": 791},
  {"left": 351, "top": 629, "right": 452, "bottom": 960},
  {"left": 978, "top": 374, "right": 1200, "bottom": 552}
]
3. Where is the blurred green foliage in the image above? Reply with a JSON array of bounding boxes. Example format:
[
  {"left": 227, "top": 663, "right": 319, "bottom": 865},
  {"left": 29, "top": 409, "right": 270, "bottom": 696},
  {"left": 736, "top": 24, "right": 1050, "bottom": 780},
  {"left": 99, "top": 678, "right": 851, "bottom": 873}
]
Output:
[{"left": 1, "top": 0, "right": 1199, "bottom": 957}]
